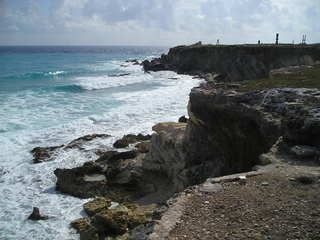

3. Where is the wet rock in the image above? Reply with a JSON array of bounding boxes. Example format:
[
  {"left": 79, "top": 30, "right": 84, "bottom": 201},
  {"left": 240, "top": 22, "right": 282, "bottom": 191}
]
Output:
[
  {"left": 31, "top": 145, "right": 64, "bottom": 163},
  {"left": 31, "top": 134, "right": 110, "bottom": 163},
  {"left": 54, "top": 150, "right": 139, "bottom": 198},
  {"left": 27, "top": 207, "right": 49, "bottom": 221},
  {"left": 97, "top": 150, "right": 138, "bottom": 163},
  {"left": 126, "top": 59, "right": 140, "bottom": 65},
  {"left": 65, "top": 134, "right": 110, "bottom": 149},
  {"left": 142, "top": 59, "right": 167, "bottom": 72},
  {"left": 113, "top": 134, "right": 152, "bottom": 149},
  {"left": 54, "top": 162, "right": 107, "bottom": 198},
  {"left": 113, "top": 139, "right": 129, "bottom": 148},
  {"left": 178, "top": 116, "right": 188, "bottom": 123}
]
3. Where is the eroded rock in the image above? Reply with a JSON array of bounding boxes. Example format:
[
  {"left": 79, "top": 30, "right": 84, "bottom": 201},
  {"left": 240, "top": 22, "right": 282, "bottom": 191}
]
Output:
[
  {"left": 113, "top": 134, "right": 152, "bottom": 149},
  {"left": 71, "top": 198, "right": 155, "bottom": 239},
  {"left": 31, "top": 133, "right": 110, "bottom": 163},
  {"left": 31, "top": 145, "right": 64, "bottom": 163},
  {"left": 27, "top": 207, "right": 49, "bottom": 221}
]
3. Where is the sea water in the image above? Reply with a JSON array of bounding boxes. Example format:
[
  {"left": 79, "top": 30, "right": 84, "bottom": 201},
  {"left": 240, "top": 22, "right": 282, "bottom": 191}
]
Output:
[{"left": 0, "top": 46, "right": 202, "bottom": 239}]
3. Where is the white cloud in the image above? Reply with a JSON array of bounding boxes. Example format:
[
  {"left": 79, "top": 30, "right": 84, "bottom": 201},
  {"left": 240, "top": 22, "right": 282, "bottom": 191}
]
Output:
[{"left": 0, "top": 0, "right": 319, "bottom": 45}]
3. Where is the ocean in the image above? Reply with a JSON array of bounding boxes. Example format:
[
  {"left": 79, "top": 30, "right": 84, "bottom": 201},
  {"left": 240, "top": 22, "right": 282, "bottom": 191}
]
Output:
[{"left": 0, "top": 46, "right": 202, "bottom": 239}]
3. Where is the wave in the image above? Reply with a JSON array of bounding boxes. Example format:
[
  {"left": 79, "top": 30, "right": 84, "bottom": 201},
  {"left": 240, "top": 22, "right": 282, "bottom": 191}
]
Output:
[
  {"left": 5, "top": 70, "right": 67, "bottom": 80},
  {"left": 53, "top": 84, "right": 85, "bottom": 93},
  {"left": 45, "top": 71, "right": 65, "bottom": 76},
  {"left": 74, "top": 73, "right": 153, "bottom": 91}
]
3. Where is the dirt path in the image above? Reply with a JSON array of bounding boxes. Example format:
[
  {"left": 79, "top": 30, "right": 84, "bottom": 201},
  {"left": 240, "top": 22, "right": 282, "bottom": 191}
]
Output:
[{"left": 169, "top": 157, "right": 320, "bottom": 240}]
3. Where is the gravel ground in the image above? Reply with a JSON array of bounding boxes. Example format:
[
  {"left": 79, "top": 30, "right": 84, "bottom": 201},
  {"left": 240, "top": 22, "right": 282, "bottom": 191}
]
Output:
[{"left": 169, "top": 166, "right": 320, "bottom": 240}]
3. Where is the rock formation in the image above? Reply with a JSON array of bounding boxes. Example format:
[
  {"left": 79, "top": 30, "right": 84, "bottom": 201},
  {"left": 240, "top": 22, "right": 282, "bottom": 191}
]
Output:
[
  {"left": 50, "top": 44, "right": 320, "bottom": 239},
  {"left": 27, "top": 207, "right": 49, "bottom": 221},
  {"left": 31, "top": 134, "right": 110, "bottom": 163},
  {"left": 143, "top": 44, "right": 320, "bottom": 82}
]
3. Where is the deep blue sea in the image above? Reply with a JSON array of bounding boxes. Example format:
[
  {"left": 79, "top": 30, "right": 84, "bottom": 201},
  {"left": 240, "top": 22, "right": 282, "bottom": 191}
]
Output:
[{"left": 0, "top": 46, "right": 201, "bottom": 239}]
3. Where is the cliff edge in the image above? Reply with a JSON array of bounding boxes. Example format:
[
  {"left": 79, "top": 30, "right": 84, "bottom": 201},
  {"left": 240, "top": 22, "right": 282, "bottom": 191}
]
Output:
[{"left": 143, "top": 44, "right": 320, "bottom": 82}]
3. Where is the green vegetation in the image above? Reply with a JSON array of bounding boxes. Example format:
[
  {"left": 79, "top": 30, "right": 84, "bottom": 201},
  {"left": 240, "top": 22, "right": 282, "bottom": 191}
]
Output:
[{"left": 239, "top": 65, "right": 320, "bottom": 92}]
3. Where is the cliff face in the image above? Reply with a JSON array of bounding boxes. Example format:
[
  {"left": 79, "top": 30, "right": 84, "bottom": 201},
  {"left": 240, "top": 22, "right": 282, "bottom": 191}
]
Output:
[
  {"left": 144, "top": 86, "right": 320, "bottom": 190},
  {"left": 143, "top": 44, "right": 320, "bottom": 81}
]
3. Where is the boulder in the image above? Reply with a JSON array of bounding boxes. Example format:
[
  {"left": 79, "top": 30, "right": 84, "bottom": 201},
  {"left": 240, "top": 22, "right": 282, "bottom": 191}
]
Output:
[
  {"left": 54, "top": 150, "right": 140, "bottom": 198},
  {"left": 27, "top": 207, "right": 49, "bottom": 221},
  {"left": 65, "top": 134, "right": 110, "bottom": 149},
  {"left": 31, "top": 133, "right": 110, "bottom": 163},
  {"left": 84, "top": 198, "right": 112, "bottom": 217},
  {"left": 31, "top": 145, "right": 63, "bottom": 163},
  {"left": 71, "top": 218, "right": 99, "bottom": 240},
  {"left": 178, "top": 116, "right": 188, "bottom": 123},
  {"left": 71, "top": 200, "right": 155, "bottom": 239}
]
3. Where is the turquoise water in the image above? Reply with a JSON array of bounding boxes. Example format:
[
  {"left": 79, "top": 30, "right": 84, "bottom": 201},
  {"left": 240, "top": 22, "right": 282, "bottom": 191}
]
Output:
[{"left": 0, "top": 46, "right": 202, "bottom": 239}]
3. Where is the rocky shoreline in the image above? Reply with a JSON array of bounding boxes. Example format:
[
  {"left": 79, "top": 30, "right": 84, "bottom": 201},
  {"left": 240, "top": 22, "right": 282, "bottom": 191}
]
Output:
[{"left": 30, "top": 44, "right": 320, "bottom": 239}]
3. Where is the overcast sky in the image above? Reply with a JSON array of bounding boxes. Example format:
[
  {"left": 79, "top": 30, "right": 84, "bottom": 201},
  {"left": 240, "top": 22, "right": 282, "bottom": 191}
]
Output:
[{"left": 0, "top": 0, "right": 319, "bottom": 46}]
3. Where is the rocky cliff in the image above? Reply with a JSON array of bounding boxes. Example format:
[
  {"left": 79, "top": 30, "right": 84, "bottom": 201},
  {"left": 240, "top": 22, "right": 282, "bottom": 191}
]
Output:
[
  {"left": 143, "top": 44, "right": 320, "bottom": 81},
  {"left": 49, "top": 48, "right": 320, "bottom": 239},
  {"left": 143, "top": 85, "right": 320, "bottom": 192}
]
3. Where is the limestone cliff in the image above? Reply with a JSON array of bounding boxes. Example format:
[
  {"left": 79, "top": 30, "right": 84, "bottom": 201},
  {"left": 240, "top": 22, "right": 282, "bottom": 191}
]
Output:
[
  {"left": 143, "top": 44, "right": 320, "bottom": 81},
  {"left": 142, "top": 86, "right": 320, "bottom": 192}
]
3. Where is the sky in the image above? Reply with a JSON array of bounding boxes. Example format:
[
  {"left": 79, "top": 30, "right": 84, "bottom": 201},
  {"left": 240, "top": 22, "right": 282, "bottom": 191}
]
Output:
[{"left": 0, "top": 0, "right": 319, "bottom": 46}]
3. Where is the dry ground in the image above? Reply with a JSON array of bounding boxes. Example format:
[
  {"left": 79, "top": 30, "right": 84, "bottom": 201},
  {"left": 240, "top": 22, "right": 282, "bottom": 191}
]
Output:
[{"left": 169, "top": 159, "right": 320, "bottom": 240}]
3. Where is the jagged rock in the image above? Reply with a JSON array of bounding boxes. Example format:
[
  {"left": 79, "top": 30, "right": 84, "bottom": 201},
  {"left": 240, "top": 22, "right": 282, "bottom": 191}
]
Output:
[
  {"left": 84, "top": 197, "right": 112, "bottom": 216},
  {"left": 143, "top": 122, "right": 187, "bottom": 192},
  {"left": 27, "top": 207, "right": 49, "bottom": 221},
  {"left": 178, "top": 116, "right": 188, "bottom": 123},
  {"left": 71, "top": 218, "right": 99, "bottom": 240},
  {"left": 125, "top": 59, "right": 140, "bottom": 65},
  {"left": 31, "top": 145, "right": 64, "bottom": 163},
  {"left": 54, "top": 150, "right": 140, "bottom": 198},
  {"left": 113, "top": 134, "right": 151, "bottom": 149},
  {"left": 91, "top": 204, "right": 152, "bottom": 236},
  {"left": 31, "top": 134, "right": 110, "bottom": 163},
  {"left": 97, "top": 150, "right": 138, "bottom": 163},
  {"left": 65, "top": 134, "right": 110, "bottom": 149},
  {"left": 113, "top": 139, "right": 130, "bottom": 148},
  {"left": 135, "top": 142, "right": 150, "bottom": 153}
]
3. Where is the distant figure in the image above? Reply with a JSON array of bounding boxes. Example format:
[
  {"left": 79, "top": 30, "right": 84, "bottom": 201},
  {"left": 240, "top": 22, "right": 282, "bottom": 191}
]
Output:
[
  {"left": 216, "top": 39, "right": 220, "bottom": 45},
  {"left": 275, "top": 33, "right": 279, "bottom": 45},
  {"left": 302, "top": 34, "right": 307, "bottom": 45},
  {"left": 258, "top": 40, "right": 261, "bottom": 45}
]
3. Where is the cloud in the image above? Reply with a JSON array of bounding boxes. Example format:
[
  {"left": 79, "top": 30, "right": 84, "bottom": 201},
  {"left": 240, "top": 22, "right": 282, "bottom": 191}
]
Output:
[{"left": 0, "top": 0, "right": 319, "bottom": 45}]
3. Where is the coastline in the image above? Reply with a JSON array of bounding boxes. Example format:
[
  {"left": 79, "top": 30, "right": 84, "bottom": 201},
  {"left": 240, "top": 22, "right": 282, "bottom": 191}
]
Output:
[{"left": 19, "top": 44, "right": 320, "bottom": 239}]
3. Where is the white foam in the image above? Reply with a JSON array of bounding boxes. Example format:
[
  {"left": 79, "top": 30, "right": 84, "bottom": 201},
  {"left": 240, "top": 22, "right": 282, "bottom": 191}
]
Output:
[
  {"left": 75, "top": 73, "right": 152, "bottom": 90},
  {"left": 46, "top": 71, "right": 65, "bottom": 76}
]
